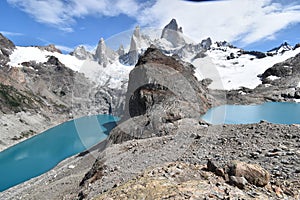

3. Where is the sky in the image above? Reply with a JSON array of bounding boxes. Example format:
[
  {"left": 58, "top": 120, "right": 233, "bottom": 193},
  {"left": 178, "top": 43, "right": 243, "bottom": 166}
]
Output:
[{"left": 0, "top": 0, "right": 300, "bottom": 53}]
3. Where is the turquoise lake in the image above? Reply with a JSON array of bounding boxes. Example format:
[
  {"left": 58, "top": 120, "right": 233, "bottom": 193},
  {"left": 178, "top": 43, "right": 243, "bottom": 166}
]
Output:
[
  {"left": 202, "top": 102, "right": 300, "bottom": 125},
  {"left": 0, "top": 114, "right": 118, "bottom": 192},
  {"left": 1, "top": 102, "right": 300, "bottom": 192}
]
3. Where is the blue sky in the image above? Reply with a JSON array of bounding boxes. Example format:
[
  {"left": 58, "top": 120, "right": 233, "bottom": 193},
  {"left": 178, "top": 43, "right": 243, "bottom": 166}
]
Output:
[{"left": 1, "top": 0, "right": 300, "bottom": 53}]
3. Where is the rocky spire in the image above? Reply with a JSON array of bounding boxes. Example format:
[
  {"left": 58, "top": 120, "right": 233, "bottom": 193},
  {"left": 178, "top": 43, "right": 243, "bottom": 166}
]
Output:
[
  {"left": 117, "top": 44, "right": 125, "bottom": 56},
  {"left": 71, "top": 45, "right": 93, "bottom": 60},
  {"left": 95, "top": 38, "right": 117, "bottom": 67},
  {"left": 161, "top": 19, "right": 186, "bottom": 47},
  {"left": 127, "top": 26, "right": 141, "bottom": 65}
]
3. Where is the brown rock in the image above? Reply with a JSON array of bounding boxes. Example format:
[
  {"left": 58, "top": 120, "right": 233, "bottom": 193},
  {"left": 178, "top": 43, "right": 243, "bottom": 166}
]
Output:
[
  {"left": 229, "top": 176, "right": 248, "bottom": 189},
  {"left": 207, "top": 159, "right": 225, "bottom": 177},
  {"left": 227, "top": 160, "right": 270, "bottom": 187}
]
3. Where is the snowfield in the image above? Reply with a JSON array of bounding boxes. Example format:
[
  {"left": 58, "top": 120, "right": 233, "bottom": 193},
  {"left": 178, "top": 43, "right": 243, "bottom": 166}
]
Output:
[
  {"left": 7, "top": 43, "right": 300, "bottom": 91},
  {"left": 8, "top": 46, "right": 85, "bottom": 71},
  {"left": 195, "top": 46, "right": 300, "bottom": 90},
  {"left": 8, "top": 46, "right": 133, "bottom": 89}
]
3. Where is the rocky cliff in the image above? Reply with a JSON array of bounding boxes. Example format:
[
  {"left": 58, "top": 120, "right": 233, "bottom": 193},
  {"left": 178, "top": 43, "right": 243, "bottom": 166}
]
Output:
[
  {"left": 0, "top": 33, "right": 15, "bottom": 65},
  {"left": 108, "top": 45, "right": 213, "bottom": 144},
  {"left": 0, "top": 34, "right": 121, "bottom": 150}
]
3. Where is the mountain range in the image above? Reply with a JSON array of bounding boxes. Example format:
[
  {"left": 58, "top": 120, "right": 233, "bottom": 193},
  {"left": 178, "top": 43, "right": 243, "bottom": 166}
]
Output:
[{"left": 0, "top": 19, "right": 300, "bottom": 199}]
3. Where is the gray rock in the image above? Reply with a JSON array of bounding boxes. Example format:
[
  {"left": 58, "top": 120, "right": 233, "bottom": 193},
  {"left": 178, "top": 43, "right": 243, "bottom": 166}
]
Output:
[
  {"left": 0, "top": 33, "right": 15, "bottom": 65},
  {"left": 229, "top": 175, "right": 248, "bottom": 189},
  {"left": 109, "top": 46, "right": 213, "bottom": 144}
]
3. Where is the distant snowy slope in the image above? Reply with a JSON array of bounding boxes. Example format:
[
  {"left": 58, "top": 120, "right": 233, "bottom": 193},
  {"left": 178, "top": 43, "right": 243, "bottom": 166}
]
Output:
[
  {"left": 6, "top": 19, "right": 300, "bottom": 92},
  {"left": 8, "top": 46, "right": 133, "bottom": 89},
  {"left": 8, "top": 46, "right": 84, "bottom": 71},
  {"left": 193, "top": 46, "right": 300, "bottom": 90}
]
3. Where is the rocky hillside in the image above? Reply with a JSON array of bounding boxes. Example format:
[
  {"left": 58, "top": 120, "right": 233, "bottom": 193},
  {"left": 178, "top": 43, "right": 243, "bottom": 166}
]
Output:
[
  {"left": 1, "top": 45, "right": 300, "bottom": 199},
  {"left": 0, "top": 34, "right": 120, "bottom": 150},
  {"left": 218, "top": 51, "right": 300, "bottom": 105}
]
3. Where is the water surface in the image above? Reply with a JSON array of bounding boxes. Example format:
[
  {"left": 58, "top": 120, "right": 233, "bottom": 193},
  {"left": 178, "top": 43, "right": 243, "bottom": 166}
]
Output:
[
  {"left": 0, "top": 114, "right": 118, "bottom": 192},
  {"left": 202, "top": 102, "right": 300, "bottom": 125}
]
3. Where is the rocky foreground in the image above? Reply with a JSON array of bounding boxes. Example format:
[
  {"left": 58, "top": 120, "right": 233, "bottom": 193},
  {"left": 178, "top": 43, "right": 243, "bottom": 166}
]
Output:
[
  {"left": 2, "top": 121, "right": 299, "bottom": 199},
  {"left": 1, "top": 46, "right": 299, "bottom": 199}
]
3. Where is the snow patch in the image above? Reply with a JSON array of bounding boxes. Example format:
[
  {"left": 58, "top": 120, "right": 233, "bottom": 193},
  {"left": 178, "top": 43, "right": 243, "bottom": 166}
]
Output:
[
  {"left": 268, "top": 75, "right": 280, "bottom": 80},
  {"left": 8, "top": 46, "right": 84, "bottom": 71}
]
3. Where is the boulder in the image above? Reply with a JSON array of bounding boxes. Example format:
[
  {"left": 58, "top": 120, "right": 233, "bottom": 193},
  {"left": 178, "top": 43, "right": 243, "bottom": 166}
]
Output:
[
  {"left": 227, "top": 160, "right": 270, "bottom": 187},
  {"left": 109, "top": 46, "right": 212, "bottom": 144}
]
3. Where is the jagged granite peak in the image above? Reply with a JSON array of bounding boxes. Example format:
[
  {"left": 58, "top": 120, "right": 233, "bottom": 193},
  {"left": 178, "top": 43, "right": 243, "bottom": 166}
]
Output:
[
  {"left": 294, "top": 43, "right": 300, "bottom": 50},
  {"left": 0, "top": 33, "right": 16, "bottom": 65},
  {"left": 120, "top": 26, "right": 152, "bottom": 66},
  {"left": 268, "top": 42, "right": 293, "bottom": 54},
  {"left": 71, "top": 45, "right": 93, "bottom": 60},
  {"left": 214, "top": 41, "right": 235, "bottom": 48},
  {"left": 161, "top": 19, "right": 186, "bottom": 47},
  {"left": 117, "top": 44, "right": 125, "bottom": 56},
  {"left": 133, "top": 25, "right": 141, "bottom": 38},
  {"left": 95, "top": 37, "right": 117, "bottom": 67},
  {"left": 127, "top": 28, "right": 140, "bottom": 65},
  {"left": 200, "top": 37, "right": 212, "bottom": 49},
  {"left": 162, "top": 18, "right": 182, "bottom": 33}
]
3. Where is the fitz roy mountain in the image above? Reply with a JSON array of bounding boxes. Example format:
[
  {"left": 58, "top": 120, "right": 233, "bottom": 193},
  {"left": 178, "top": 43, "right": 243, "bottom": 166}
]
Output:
[
  {"left": 1, "top": 18, "right": 300, "bottom": 149},
  {"left": 0, "top": 19, "right": 300, "bottom": 199}
]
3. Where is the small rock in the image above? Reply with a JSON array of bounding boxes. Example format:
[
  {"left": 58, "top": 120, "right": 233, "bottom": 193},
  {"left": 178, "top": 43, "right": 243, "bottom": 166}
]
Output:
[
  {"left": 265, "top": 152, "right": 280, "bottom": 157},
  {"left": 250, "top": 152, "right": 259, "bottom": 159},
  {"left": 68, "top": 165, "right": 75, "bottom": 169},
  {"left": 207, "top": 159, "right": 225, "bottom": 177},
  {"left": 273, "top": 186, "right": 283, "bottom": 198},
  {"left": 281, "top": 159, "right": 290, "bottom": 164},
  {"left": 229, "top": 176, "right": 248, "bottom": 189}
]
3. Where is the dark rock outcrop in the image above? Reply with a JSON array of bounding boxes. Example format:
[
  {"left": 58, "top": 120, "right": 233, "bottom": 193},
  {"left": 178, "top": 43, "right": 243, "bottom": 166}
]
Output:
[
  {"left": 36, "top": 44, "right": 62, "bottom": 54},
  {"left": 294, "top": 43, "right": 300, "bottom": 50},
  {"left": 264, "top": 53, "right": 300, "bottom": 78},
  {"left": 108, "top": 45, "right": 212, "bottom": 144},
  {"left": 242, "top": 50, "right": 266, "bottom": 59}
]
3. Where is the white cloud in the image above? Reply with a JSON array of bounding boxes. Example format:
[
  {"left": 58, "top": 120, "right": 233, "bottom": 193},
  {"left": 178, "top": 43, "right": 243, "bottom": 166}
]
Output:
[
  {"left": 7, "top": 0, "right": 300, "bottom": 45},
  {"left": 136, "top": 0, "right": 300, "bottom": 45},
  {"left": 0, "top": 31, "right": 23, "bottom": 37},
  {"left": 7, "top": 0, "right": 142, "bottom": 32},
  {"left": 55, "top": 45, "right": 74, "bottom": 53}
]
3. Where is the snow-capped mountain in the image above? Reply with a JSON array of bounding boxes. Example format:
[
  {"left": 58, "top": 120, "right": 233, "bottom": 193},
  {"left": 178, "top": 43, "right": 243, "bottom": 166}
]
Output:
[
  {"left": 5, "top": 19, "right": 300, "bottom": 92},
  {"left": 267, "top": 42, "right": 293, "bottom": 55}
]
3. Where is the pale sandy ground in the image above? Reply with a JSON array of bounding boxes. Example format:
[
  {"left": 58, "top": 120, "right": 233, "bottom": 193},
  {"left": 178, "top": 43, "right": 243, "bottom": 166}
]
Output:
[{"left": 0, "top": 112, "right": 66, "bottom": 151}]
